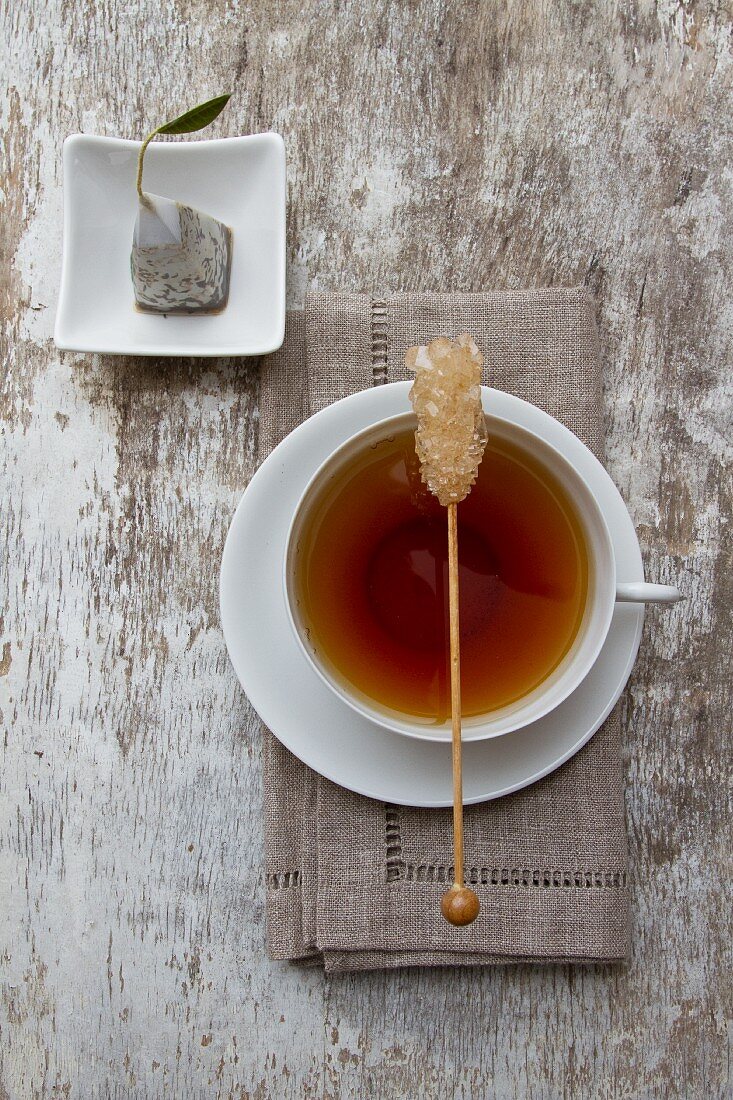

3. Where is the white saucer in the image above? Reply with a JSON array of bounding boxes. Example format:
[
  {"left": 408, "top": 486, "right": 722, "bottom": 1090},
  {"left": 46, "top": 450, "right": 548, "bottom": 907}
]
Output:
[
  {"left": 221, "top": 384, "right": 644, "bottom": 807},
  {"left": 55, "top": 134, "right": 286, "bottom": 357}
]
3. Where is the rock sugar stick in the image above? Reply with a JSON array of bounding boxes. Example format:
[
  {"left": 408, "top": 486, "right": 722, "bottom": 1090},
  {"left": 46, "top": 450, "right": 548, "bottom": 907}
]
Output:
[{"left": 407, "top": 335, "right": 488, "bottom": 927}]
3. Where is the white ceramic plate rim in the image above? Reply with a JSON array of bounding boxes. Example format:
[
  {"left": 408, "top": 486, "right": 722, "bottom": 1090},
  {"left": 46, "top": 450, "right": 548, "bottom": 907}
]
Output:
[
  {"left": 221, "top": 383, "right": 644, "bottom": 807},
  {"left": 55, "top": 133, "right": 286, "bottom": 357}
]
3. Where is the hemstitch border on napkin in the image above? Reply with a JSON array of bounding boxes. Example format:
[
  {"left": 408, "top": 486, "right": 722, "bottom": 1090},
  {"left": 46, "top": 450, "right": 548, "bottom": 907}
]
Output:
[
  {"left": 371, "top": 298, "right": 389, "bottom": 385},
  {"left": 384, "top": 803, "right": 627, "bottom": 889}
]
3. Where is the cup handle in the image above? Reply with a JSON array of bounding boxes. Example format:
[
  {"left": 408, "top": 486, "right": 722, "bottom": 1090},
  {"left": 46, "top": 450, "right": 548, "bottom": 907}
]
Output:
[{"left": 615, "top": 582, "right": 682, "bottom": 604}]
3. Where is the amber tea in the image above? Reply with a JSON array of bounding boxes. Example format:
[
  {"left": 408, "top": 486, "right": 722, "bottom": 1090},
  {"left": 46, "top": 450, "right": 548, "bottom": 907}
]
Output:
[{"left": 293, "top": 427, "right": 588, "bottom": 722}]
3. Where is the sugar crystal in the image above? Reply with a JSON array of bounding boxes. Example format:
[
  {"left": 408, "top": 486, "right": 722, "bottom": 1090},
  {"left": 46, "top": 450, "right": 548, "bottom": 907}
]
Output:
[{"left": 406, "top": 334, "right": 487, "bottom": 506}]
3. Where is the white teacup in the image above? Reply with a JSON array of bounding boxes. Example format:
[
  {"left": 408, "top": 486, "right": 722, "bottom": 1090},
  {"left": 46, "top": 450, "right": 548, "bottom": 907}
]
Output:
[{"left": 284, "top": 412, "right": 679, "bottom": 742}]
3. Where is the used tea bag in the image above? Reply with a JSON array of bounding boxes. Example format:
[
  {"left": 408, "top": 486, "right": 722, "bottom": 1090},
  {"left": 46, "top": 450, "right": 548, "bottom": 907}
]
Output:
[{"left": 131, "top": 192, "right": 232, "bottom": 314}]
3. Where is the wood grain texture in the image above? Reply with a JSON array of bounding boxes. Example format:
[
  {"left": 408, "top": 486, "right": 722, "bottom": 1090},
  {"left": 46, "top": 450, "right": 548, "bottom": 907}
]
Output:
[{"left": 1, "top": 0, "right": 731, "bottom": 1096}]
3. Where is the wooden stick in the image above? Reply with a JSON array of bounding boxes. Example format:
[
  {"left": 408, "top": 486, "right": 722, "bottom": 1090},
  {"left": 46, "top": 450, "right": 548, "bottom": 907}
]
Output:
[
  {"left": 440, "top": 502, "right": 480, "bottom": 927},
  {"left": 447, "top": 502, "right": 464, "bottom": 878}
]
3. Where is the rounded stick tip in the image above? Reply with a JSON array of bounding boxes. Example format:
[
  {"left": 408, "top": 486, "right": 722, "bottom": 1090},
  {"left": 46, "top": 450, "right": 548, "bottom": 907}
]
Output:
[{"left": 440, "top": 884, "right": 480, "bottom": 926}]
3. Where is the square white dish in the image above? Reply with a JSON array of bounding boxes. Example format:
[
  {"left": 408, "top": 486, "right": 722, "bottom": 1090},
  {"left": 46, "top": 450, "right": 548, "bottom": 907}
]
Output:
[{"left": 55, "top": 132, "right": 286, "bottom": 357}]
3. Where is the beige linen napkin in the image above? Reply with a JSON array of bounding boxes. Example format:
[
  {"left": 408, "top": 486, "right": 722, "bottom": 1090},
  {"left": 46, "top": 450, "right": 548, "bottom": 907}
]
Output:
[{"left": 258, "top": 290, "right": 629, "bottom": 972}]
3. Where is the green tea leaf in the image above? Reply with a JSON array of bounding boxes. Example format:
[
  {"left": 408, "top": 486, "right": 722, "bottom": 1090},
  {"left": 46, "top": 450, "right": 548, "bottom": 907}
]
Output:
[
  {"left": 154, "top": 94, "right": 232, "bottom": 137},
  {"left": 136, "top": 94, "right": 232, "bottom": 198}
]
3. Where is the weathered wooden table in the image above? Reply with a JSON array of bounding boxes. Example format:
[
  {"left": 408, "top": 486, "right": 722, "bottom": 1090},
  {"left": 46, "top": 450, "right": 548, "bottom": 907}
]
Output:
[{"left": 2, "top": 2, "right": 731, "bottom": 1096}]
